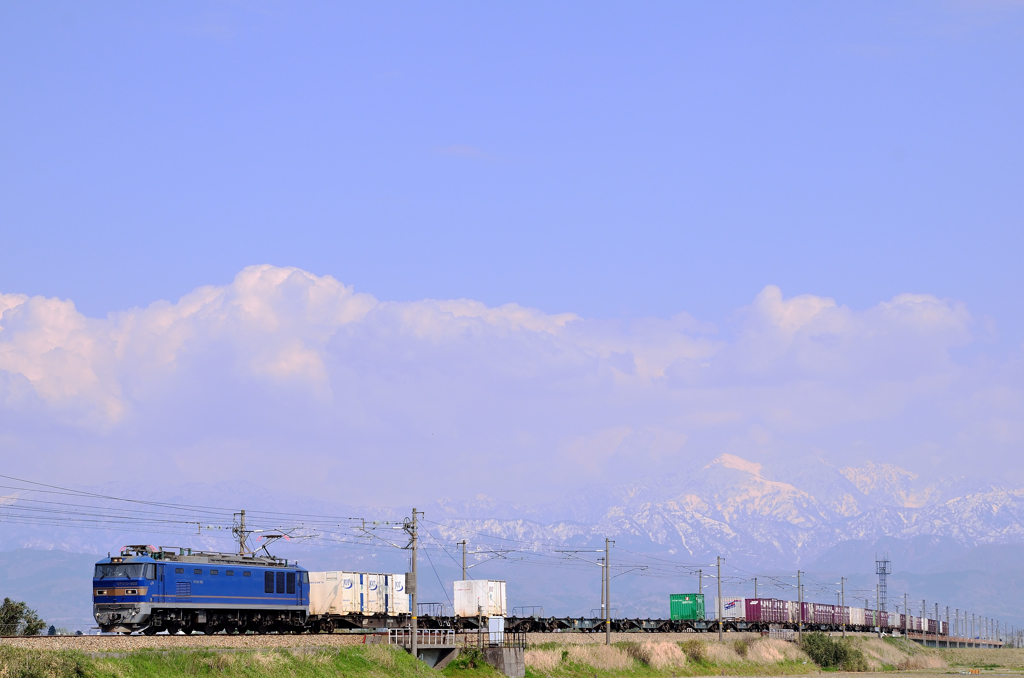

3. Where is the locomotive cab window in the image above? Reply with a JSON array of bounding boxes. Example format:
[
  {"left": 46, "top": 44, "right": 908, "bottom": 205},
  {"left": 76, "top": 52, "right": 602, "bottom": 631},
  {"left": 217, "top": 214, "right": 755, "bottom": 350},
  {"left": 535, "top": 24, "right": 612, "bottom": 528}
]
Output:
[
  {"left": 144, "top": 564, "right": 156, "bottom": 580},
  {"left": 94, "top": 563, "right": 147, "bottom": 579},
  {"left": 301, "top": 572, "right": 309, "bottom": 584}
]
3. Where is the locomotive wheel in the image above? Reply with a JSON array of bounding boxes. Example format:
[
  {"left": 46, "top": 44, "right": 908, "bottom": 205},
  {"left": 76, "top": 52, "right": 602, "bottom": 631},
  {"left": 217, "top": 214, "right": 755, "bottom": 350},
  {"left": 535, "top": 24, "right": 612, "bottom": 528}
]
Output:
[
  {"left": 143, "top": 626, "right": 158, "bottom": 636},
  {"left": 182, "top": 627, "right": 193, "bottom": 635}
]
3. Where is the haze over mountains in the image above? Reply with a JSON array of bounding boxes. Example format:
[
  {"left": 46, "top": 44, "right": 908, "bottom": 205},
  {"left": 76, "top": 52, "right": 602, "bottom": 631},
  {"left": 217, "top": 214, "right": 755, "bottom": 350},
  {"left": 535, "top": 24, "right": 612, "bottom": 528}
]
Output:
[{"left": 3, "top": 453, "right": 1022, "bottom": 630}]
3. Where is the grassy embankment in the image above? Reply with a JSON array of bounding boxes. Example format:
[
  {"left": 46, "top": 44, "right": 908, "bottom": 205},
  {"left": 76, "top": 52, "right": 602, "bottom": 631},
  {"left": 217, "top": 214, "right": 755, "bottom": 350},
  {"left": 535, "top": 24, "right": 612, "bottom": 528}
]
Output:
[
  {"left": 5, "top": 643, "right": 427, "bottom": 678},
  {"left": 940, "top": 646, "right": 1024, "bottom": 671},
  {"left": 0, "top": 635, "right": 982, "bottom": 678}
]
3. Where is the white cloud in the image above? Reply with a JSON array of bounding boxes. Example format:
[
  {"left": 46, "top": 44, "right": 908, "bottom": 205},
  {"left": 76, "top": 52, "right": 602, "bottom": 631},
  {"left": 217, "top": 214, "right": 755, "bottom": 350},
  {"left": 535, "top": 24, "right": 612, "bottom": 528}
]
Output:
[{"left": 0, "top": 265, "right": 1017, "bottom": 502}]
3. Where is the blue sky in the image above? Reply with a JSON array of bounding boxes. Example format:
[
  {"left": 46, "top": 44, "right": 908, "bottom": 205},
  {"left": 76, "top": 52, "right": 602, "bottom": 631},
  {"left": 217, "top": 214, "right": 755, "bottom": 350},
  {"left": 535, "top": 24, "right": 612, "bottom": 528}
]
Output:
[{"left": 1, "top": 2, "right": 1023, "bottom": 502}]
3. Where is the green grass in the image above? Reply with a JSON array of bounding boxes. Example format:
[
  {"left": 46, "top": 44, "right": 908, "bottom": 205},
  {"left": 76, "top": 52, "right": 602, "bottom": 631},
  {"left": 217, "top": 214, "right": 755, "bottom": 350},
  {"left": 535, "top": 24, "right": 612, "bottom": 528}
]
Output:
[
  {"left": 521, "top": 641, "right": 817, "bottom": 678},
  {"left": 0, "top": 644, "right": 439, "bottom": 678},
  {"left": 521, "top": 660, "right": 815, "bottom": 678},
  {"left": 881, "top": 636, "right": 924, "bottom": 654}
]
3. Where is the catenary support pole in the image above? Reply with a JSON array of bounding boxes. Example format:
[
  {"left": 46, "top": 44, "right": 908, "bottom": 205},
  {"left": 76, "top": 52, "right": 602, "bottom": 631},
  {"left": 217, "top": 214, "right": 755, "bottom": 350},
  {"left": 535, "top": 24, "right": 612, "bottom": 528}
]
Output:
[
  {"left": 877, "top": 583, "right": 882, "bottom": 638},
  {"left": 754, "top": 577, "right": 757, "bottom": 600},
  {"left": 238, "top": 510, "right": 246, "bottom": 555},
  {"left": 797, "top": 570, "right": 803, "bottom": 644},
  {"left": 922, "top": 600, "right": 926, "bottom": 647},
  {"left": 605, "top": 537, "right": 613, "bottom": 646},
  {"left": 841, "top": 577, "right": 846, "bottom": 638},
  {"left": 458, "top": 540, "right": 466, "bottom": 580},
  {"left": 717, "top": 556, "right": 723, "bottom": 642},
  {"left": 410, "top": 509, "right": 419, "bottom": 660}
]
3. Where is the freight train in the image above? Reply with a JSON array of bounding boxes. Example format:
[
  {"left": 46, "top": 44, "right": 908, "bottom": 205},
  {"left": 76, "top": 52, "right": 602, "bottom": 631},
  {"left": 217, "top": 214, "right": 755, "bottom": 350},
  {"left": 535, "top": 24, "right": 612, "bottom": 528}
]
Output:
[
  {"left": 660, "top": 594, "right": 948, "bottom": 635},
  {"left": 93, "top": 546, "right": 415, "bottom": 634},
  {"left": 94, "top": 547, "right": 950, "bottom": 636},
  {"left": 494, "top": 595, "right": 951, "bottom": 635},
  {"left": 93, "top": 546, "right": 310, "bottom": 634}
]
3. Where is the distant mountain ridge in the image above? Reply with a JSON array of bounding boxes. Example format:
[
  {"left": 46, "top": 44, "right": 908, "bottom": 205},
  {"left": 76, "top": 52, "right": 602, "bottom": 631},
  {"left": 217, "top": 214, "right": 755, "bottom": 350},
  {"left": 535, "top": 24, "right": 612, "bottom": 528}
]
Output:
[
  {"left": 425, "top": 454, "right": 1016, "bottom": 568},
  {"left": 0, "top": 454, "right": 1017, "bottom": 567},
  {"left": 2, "top": 455, "right": 1023, "bottom": 626}
]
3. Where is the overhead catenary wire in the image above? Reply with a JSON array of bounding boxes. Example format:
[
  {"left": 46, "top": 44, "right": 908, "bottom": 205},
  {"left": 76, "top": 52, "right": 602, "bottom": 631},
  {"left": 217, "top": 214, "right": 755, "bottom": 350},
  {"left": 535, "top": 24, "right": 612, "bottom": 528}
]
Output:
[{"left": 0, "top": 473, "right": 997, "bottom": 629}]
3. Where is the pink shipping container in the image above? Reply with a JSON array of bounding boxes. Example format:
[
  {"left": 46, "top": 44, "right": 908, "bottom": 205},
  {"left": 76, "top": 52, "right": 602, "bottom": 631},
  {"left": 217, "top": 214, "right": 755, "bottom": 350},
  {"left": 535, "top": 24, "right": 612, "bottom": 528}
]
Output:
[{"left": 745, "top": 598, "right": 788, "bottom": 623}]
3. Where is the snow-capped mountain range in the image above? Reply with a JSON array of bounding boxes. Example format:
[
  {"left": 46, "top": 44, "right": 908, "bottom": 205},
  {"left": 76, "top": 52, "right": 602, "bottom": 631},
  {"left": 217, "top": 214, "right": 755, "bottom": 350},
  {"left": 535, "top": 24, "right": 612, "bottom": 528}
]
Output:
[
  {"left": 424, "top": 454, "right": 1019, "bottom": 568},
  {"left": 4, "top": 453, "right": 1024, "bottom": 628},
  {"left": 2, "top": 454, "right": 1019, "bottom": 566}
]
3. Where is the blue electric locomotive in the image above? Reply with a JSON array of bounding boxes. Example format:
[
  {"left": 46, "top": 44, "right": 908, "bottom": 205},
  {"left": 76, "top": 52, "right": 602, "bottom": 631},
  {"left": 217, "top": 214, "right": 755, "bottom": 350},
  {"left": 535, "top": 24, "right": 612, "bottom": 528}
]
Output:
[{"left": 93, "top": 545, "right": 309, "bottom": 634}]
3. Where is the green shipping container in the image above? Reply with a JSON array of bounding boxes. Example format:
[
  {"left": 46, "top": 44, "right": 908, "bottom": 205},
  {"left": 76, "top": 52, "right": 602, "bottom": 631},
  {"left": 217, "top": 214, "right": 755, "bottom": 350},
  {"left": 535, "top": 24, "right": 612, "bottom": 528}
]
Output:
[{"left": 670, "top": 593, "right": 705, "bottom": 621}]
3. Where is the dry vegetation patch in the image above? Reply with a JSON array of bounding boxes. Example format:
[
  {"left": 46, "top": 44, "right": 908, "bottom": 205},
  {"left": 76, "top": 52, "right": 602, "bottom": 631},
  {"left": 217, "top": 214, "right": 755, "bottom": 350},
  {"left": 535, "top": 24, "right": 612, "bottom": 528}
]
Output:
[
  {"left": 744, "top": 638, "right": 808, "bottom": 664},
  {"left": 565, "top": 643, "right": 636, "bottom": 670},
  {"left": 525, "top": 648, "right": 563, "bottom": 673},
  {"left": 624, "top": 641, "right": 687, "bottom": 669}
]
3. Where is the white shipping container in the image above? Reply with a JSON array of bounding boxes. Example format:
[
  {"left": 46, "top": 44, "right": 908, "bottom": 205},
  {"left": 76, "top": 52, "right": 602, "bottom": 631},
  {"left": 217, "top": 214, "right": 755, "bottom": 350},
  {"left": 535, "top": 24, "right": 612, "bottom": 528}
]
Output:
[
  {"left": 308, "top": 571, "right": 346, "bottom": 616},
  {"left": 308, "top": 571, "right": 408, "bottom": 616},
  {"left": 363, "top": 573, "right": 385, "bottom": 613},
  {"left": 392, "top": 574, "right": 410, "bottom": 614},
  {"left": 849, "top": 607, "right": 866, "bottom": 626},
  {"left": 454, "top": 580, "right": 507, "bottom": 617},
  {"left": 787, "top": 601, "right": 800, "bottom": 624},
  {"left": 714, "top": 596, "right": 746, "bottom": 619}
]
